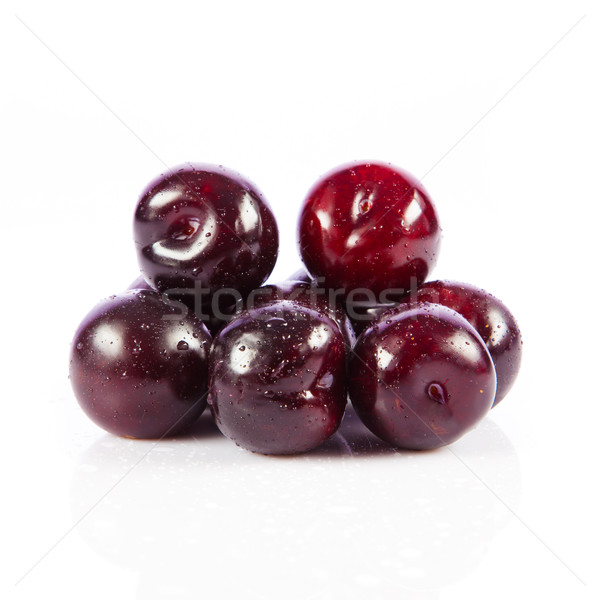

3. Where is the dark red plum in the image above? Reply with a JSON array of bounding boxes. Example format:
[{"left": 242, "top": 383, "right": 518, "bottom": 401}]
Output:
[
  {"left": 134, "top": 163, "right": 278, "bottom": 297},
  {"left": 397, "top": 281, "right": 522, "bottom": 405},
  {"left": 208, "top": 302, "right": 347, "bottom": 455},
  {"left": 349, "top": 303, "right": 495, "bottom": 450},
  {"left": 298, "top": 162, "right": 441, "bottom": 298},
  {"left": 70, "top": 290, "right": 212, "bottom": 438},
  {"left": 346, "top": 281, "right": 522, "bottom": 406}
]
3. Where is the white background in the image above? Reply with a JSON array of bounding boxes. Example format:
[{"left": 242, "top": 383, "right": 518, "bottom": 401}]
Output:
[{"left": 1, "top": 1, "right": 598, "bottom": 598}]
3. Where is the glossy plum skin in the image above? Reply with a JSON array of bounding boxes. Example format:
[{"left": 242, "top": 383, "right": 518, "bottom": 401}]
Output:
[
  {"left": 134, "top": 163, "right": 278, "bottom": 297},
  {"left": 248, "top": 281, "right": 356, "bottom": 348},
  {"left": 298, "top": 162, "right": 441, "bottom": 297},
  {"left": 348, "top": 280, "right": 522, "bottom": 406},
  {"left": 70, "top": 290, "right": 212, "bottom": 438},
  {"left": 208, "top": 302, "right": 347, "bottom": 455},
  {"left": 349, "top": 304, "right": 496, "bottom": 450}
]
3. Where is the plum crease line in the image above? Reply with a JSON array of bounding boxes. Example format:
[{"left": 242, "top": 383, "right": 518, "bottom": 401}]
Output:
[{"left": 14, "top": 441, "right": 159, "bottom": 586}]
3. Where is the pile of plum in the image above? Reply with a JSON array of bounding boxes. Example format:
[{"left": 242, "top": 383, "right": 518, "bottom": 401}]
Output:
[{"left": 70, "top": 162, "right": 522, "bottom": 454}]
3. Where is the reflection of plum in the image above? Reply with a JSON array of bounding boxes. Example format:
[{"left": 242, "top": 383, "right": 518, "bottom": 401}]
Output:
[
  {"left": 71, "top": 413, "right": 520, "bottom": 597},
  {"left": 69, "top": 414, "right": 226, "bottom": 570}
]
